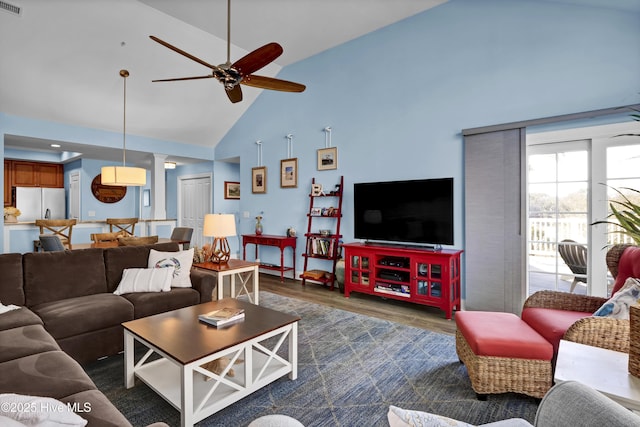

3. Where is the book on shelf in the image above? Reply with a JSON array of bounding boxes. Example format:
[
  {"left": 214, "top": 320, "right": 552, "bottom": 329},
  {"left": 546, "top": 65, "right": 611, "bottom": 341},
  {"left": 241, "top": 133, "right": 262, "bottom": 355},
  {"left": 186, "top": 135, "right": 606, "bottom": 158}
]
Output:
[
  {"left": 307, "top": 237, "right": 336, "bottom": 257},
  {"left": 198, "top": 307, "right": 245, "bottom": 327}
]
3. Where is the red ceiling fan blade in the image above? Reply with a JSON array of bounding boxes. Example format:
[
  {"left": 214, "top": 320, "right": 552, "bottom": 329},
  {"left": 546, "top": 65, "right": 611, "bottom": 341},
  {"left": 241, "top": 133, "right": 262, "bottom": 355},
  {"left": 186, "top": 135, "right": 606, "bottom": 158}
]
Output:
[
  {"left": 150, "top": 35, "right": 222, "bottom": 72},
  {"left": 242, "top": 75, "right": 306, "bottom": 92},
  {"left": 232, "top": 43, "right": 283, "bottom": 76},
  {"left": 152, "top": 75, "right": 214, "bottom": 82},
  {"left": 225, "top": 85, "right": 243, "bottom": 103}
]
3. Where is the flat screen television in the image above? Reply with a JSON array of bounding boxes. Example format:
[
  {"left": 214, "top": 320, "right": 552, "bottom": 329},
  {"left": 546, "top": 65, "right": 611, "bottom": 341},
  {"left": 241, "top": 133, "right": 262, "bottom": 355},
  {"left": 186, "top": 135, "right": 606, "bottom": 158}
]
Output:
[{"left": 353, "top": 178, "right": 454, "bottom": 247}]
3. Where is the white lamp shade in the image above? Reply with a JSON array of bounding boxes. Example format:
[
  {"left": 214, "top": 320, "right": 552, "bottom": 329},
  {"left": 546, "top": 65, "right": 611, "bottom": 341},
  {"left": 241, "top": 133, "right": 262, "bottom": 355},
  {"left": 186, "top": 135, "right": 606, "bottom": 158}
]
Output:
[
  {"left": 101, "top": 166, "right": 147, "bottom": 186},
  {"left": 203, "top": 214, "right": 237, "bottom": 237}
]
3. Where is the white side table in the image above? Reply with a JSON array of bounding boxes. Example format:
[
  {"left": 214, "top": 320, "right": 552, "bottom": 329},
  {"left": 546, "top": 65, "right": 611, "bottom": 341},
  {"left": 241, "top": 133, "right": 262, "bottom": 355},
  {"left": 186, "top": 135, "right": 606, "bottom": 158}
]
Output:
[
  {"left": 193, "top": 259, "right": 260, "bottom": 304},
  {"left": 555, "top": 339, "right": 640, "bottom": 412}
]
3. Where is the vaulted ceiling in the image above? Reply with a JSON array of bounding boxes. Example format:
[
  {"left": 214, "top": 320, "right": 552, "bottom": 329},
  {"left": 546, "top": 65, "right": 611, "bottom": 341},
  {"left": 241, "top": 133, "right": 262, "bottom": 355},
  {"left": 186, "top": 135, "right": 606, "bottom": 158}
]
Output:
[{"left": 1, "top": 0, "right": 637, "bottom": 165}]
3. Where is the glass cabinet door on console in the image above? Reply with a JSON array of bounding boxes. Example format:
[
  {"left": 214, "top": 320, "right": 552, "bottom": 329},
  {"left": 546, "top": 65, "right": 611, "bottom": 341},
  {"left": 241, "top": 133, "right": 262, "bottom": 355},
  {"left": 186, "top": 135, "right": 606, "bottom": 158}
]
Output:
[
  {"left": 349, "top": 254, "right": 370, "bottom": 289},
  {"left": 414, "top": 260, "right": 444, "bottom": 302}
]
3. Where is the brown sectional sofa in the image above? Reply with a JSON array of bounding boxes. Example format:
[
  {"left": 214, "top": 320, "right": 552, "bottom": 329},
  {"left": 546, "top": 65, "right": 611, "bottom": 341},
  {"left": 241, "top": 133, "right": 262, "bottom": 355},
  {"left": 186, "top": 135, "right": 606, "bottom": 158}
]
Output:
[{"left": 0, "top": 242, "right": 215, "bottom": 426}]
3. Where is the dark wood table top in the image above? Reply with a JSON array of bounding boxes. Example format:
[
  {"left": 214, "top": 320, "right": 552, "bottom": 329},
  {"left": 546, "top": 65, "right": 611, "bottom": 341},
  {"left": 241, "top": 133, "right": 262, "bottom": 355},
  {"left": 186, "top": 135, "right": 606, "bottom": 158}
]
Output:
[
  {"left": 122, "top": 299, "right": 300, "bottom": 365},
  {"left": 193, "top": 259, "right": 260, "bottom": 272}
]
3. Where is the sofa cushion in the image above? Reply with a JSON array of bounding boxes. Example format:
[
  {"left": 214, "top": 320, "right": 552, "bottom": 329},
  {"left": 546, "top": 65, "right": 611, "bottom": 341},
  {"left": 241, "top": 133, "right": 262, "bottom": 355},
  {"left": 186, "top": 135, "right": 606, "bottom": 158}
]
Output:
[
  {"left": 31, "top": 294, "right": 133, "bottom": 340},
  {"left": 0, "top": 351, "right": 96, "bottom": 398},
  {"left": 0, "top": 253, "right": 24, "bottom": 306},
  {"left": 23, "top": 249, "right": 108, "bottom": 307},
  {"left": 521, "top": 307, "right": 591, "bottom": 354},
  {"left": 123, "top": 288, "right": 200, "bottom": 319},
  {"left": 612, "top": 245, "right": 640, "bottom": 295},
  {"left": 103, "top": 242, "right": 180, "bottom": 293},
  {"left": 60, "top": 389, "right": 132, "bottom": 427},
  {"left": 0, "top": 307, "right": 42, "bottom": 331},
  {"left": 456, "top": 311, "right": 552, "bottom": 360},
  {"left": 0, "top": 324, "right": 60, "bottom": 363}
]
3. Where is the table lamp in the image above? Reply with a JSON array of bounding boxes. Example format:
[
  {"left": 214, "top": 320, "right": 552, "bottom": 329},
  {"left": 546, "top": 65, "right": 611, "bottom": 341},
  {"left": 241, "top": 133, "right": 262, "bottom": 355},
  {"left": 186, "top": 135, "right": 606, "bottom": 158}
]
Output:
[{"left": 203, "top": 213, "right": 236, "bottom": 263}]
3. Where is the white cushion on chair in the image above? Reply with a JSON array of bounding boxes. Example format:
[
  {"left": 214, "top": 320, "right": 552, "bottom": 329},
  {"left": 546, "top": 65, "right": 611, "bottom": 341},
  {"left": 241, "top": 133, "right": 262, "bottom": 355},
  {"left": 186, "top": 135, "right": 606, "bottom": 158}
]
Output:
[
  {"left": 593, "top": 277, "right": 640, "bottom": 319},
  {"left": 248, "top": 415, "right": 305, "bottom": 427}
]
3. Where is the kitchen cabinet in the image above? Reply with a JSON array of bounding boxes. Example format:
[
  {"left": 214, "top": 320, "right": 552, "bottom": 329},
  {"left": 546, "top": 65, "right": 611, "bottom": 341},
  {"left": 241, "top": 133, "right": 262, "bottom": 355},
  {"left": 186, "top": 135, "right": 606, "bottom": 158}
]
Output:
[{"left": 11, "top": 161, "right": 63, "bottom": 188}]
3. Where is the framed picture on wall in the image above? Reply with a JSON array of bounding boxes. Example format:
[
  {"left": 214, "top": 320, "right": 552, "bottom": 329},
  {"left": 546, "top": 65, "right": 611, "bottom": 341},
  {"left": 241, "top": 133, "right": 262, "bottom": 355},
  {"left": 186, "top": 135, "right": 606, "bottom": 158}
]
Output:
[
  {"left": 280, "top": 158, "right": 298, "bottom": 188},
  {"left": 224, "top": 181, "right": 240, "bottom": 199},
  {"left": 317, "top": 147, "right": 338, "bottom": 170},
  {"left": 252, "top": 167, "right": 267, "bottom": 194}
]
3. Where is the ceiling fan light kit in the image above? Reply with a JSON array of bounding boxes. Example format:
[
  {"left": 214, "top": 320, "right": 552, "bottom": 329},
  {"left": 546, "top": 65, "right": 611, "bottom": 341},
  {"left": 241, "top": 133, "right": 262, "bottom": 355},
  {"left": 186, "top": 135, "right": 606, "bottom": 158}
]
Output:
[
  {"left": 101, "top": 69, "right": 147, "bottom": 186},
  {"left": 149, "top": 0, "right": 305, "bottom": 103}
]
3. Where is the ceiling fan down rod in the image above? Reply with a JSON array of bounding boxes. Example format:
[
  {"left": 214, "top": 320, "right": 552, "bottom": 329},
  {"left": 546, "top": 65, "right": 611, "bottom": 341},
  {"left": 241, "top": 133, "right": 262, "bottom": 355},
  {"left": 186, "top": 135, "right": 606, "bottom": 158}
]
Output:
[{"left": 226, "top": 0, "right": 231, "bottom": 65}]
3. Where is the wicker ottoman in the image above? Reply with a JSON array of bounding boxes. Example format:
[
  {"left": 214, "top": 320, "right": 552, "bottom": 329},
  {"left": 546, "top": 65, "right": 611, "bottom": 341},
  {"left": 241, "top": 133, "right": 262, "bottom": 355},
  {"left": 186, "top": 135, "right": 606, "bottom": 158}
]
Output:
[{"left": 455, "top": 311, "right": 553, "bottom": 399}]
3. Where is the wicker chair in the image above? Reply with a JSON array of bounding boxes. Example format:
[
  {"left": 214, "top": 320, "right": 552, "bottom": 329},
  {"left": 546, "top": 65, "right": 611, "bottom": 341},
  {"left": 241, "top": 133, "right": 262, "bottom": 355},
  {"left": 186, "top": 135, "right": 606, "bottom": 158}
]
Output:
[{"left": 523, "top": 243, "right": 631, "bottom": 353}]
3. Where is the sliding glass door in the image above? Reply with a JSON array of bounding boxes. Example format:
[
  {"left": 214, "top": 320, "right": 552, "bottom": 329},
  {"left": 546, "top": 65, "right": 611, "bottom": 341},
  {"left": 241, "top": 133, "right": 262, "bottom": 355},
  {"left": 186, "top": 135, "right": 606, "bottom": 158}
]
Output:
[
  {"left": 527, "top": 124, "right": 640, "bottom": 297},
  {"left": 527, "top": 142, "right": 589, "bottom": 295}
]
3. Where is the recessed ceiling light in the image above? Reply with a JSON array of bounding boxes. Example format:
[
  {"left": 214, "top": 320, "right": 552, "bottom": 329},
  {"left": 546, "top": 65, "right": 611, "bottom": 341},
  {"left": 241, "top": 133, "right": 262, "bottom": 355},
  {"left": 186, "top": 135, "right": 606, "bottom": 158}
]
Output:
[{"left": 50, "top": 144, "right": 61, "bottom": 148}]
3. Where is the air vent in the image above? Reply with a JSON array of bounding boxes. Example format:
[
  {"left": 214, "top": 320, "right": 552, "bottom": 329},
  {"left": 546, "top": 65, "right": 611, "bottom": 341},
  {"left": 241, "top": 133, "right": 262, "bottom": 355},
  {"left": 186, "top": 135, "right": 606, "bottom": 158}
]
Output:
[{"left": 0, "top": 1, "right": 21, "bottom": 16}]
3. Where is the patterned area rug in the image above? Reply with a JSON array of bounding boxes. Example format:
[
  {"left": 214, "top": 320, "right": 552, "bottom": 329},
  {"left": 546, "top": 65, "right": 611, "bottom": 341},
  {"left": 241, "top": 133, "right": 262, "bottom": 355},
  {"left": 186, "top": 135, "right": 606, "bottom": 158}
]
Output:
[{"left": 85, "top": 292, "right": 538, "bottom": 426}]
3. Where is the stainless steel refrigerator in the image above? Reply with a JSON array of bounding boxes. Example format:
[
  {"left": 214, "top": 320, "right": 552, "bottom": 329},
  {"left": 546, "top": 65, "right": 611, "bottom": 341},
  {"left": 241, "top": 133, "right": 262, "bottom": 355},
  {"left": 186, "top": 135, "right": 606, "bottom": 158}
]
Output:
[{"left": 16, "top": 187, "right": 66, "bottom": 221}]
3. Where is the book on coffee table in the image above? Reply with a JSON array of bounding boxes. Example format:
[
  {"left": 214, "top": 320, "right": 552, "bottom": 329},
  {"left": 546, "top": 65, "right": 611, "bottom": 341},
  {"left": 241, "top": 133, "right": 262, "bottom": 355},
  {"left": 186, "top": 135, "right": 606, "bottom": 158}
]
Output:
[{"left": 198, "top": 307, "right": 245, "bottom": 327}]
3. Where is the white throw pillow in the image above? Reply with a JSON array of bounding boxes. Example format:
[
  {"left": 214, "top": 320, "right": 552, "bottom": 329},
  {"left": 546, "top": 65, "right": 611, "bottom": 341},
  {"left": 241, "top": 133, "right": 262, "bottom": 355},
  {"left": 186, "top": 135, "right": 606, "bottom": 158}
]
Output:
[
  {"left": 0, "top": 301, "right": 20, "bottom": 315},
  {"left": 148, "top": 248, "right": 194, "bottom": 288},
  {"left": 388, "top": 405, "right": 473, "bottom": 427},
  {"left": 113, "top": 267, "right": 174, "bottom": 295},
  {"left": 0, "top": 393, "right": 88, "bottom": 426},
  {"left": 593, "top": 277, "right": 640, "bottom": 319}
]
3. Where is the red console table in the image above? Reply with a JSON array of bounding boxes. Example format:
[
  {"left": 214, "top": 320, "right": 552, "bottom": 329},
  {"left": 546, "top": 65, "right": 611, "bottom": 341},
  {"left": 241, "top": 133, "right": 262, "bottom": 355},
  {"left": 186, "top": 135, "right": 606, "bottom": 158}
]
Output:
[
  {"left": 343, "top": 242, "right": 462, "bottom": 319},
  {"left": 242, "top": 234, "right": 296, "bottom": 282}
]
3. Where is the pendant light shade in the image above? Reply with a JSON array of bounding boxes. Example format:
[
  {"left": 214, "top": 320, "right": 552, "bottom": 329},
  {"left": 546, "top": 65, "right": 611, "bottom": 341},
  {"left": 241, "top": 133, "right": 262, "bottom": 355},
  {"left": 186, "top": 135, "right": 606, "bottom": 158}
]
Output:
[
  {"left": 101, "top": 165, "right": 147, "bottom": 186},
  {"left": 102, "top": 69, "right": 146, "bottom": 186}
]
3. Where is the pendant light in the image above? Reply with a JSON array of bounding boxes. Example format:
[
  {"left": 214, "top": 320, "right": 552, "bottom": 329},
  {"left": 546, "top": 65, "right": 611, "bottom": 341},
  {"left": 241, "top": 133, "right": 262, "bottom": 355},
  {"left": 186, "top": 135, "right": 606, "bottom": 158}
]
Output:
[{"left": 101, "top": 69, "right": 146, "bottom": 186}]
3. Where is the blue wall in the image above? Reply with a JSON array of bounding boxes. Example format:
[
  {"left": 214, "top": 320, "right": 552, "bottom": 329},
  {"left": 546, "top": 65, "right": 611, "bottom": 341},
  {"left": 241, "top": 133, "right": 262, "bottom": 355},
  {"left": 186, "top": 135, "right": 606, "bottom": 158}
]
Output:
[{"left": 214, "top": 0, "right": 640, "bottom": 268}]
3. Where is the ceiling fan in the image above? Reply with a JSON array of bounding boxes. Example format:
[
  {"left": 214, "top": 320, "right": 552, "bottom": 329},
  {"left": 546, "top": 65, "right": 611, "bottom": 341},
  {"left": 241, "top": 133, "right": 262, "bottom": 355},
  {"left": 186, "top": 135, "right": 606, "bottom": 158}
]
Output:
[{"left": 149, "top": 0, "right": 305, "bottom": 103}]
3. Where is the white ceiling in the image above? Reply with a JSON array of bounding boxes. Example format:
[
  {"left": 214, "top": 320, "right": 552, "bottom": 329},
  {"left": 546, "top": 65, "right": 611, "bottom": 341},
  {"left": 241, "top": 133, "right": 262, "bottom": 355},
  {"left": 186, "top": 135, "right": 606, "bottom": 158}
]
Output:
[
  {"left": 0, "top": 0, "right": 447, "bottom": 165},
  {"left": 1, "top": 0, "right": 638, "bottom": 166}
]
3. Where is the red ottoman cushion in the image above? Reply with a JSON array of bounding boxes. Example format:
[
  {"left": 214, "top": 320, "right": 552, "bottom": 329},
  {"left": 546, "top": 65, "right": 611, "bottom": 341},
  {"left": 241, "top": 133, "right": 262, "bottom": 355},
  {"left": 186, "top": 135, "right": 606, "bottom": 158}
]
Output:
[{"left": 456, "top": 311, "right": 552, "bottom": 360}]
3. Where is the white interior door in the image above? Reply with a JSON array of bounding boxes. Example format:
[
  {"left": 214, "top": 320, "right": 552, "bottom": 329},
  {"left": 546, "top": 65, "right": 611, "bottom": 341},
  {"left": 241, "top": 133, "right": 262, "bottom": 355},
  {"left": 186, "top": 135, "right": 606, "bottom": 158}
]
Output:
[{"left": 179, "top": 174, "right": 211, "bottom": 248}]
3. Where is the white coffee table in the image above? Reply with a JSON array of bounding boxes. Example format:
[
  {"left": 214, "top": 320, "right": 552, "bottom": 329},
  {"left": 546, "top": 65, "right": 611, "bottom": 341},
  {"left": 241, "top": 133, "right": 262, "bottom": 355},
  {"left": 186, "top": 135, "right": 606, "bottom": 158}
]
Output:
[
  {"left": 555, "top": 339, "right": 640, "bottom": 412},
  {"left": 122, "top": 299, "right": 299, "bottom": 427}
]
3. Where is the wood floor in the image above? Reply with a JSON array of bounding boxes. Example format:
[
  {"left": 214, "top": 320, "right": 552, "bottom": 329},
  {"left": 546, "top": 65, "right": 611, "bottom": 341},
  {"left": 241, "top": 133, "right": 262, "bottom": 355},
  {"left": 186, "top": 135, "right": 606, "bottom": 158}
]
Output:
[{"left": 259, "top": 273, "right": 456, "bottom": 335}]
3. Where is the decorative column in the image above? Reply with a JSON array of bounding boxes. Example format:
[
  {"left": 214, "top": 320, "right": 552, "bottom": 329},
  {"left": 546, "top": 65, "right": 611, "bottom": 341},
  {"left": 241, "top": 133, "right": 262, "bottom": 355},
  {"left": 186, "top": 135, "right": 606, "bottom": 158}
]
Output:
[{"left": 151, "top": 153, "right": 167, "bottom": 220}]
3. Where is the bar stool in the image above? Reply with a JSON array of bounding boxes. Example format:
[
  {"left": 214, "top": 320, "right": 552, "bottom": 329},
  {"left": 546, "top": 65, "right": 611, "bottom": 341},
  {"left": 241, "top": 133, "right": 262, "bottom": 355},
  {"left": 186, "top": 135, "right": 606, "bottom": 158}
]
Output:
[
  {"left": 35, "top": 219, "right": 77, "bottom": 250},
  {"left": 170, "top": 227, "right": 194, "bottom": 249},
  {"left": 106, "top": 218, "right": 138, "bottom": 236}
]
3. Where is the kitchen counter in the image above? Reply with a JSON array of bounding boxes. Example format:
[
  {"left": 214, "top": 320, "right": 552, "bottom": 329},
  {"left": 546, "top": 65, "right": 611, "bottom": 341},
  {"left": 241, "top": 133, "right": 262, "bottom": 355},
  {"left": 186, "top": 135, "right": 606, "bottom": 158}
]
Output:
[{"left": 3, "top": 219, "right": 177, "bottom": 254}]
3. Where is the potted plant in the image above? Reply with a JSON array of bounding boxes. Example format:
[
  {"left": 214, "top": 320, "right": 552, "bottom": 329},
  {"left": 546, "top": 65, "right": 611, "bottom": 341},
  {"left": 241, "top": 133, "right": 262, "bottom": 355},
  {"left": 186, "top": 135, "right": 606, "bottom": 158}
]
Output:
[{"left": 593, "top": 186, "right": 640, "bottom": 244}]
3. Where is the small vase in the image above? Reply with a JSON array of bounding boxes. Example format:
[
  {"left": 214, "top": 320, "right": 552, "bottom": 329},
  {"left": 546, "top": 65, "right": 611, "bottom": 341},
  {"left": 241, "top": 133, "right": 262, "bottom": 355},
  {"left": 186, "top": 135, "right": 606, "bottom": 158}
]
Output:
[
  {"left": 255, "top": 220, "right": 263, "bottom": 235},
  {"left": 4, "top": 214, "right": 17, "bottom": 223}
]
